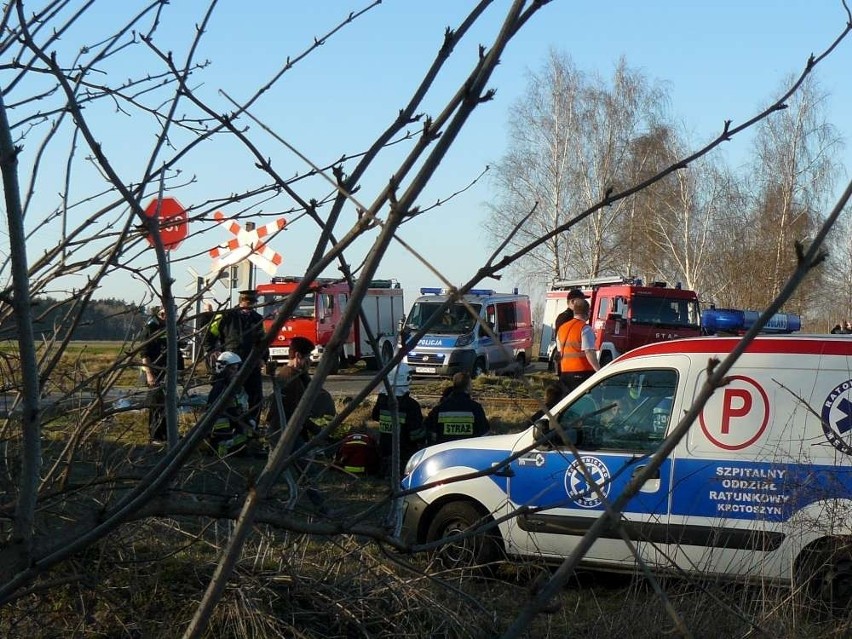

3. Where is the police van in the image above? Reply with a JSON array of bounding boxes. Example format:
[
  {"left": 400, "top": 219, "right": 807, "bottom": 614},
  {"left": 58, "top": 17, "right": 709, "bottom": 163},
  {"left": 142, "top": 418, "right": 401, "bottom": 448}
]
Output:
[
  {"left": 398, "top": 334, "right": 852, "bottom": 609},
  {"left": 402, "top": 288, "right": 532, "bottom": 377}
]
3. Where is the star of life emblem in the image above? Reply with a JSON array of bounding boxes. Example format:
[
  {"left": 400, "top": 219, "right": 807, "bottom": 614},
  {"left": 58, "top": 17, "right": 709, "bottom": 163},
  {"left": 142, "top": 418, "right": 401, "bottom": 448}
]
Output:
[
  {"left": 821, "top": 380, "right": 852, "bottom": 455},
  {"left": 564, "top": 456, "right": 611, "bottom": 508}
]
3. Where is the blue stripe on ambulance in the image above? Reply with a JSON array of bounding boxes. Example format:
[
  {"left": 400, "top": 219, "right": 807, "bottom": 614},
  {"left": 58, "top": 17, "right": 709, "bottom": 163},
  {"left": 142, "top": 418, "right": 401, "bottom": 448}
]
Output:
[{"left": 403, "top": 448, "right": 512, "bottom": 493}]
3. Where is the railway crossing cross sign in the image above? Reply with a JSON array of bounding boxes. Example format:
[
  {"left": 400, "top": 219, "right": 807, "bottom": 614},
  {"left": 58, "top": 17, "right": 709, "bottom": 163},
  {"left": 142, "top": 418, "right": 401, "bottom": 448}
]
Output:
[{"left": 208, "top": 211, "right": 286, "bottom": 276}]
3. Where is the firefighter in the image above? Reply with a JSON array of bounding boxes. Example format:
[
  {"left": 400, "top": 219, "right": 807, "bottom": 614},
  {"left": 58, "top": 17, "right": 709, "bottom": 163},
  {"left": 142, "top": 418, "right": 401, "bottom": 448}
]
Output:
[
  {"left": 371, "top": 362, "right": 425, "bottom": 476},
  {"left": 211, "top": 289, "right": 268, "bottom": 423},
  {"left": 141, "top": 306, "right": 168, "bottom": 444},
  {"left": 206, "top": 351, "right": 257, "bottom": 457},
  {"left": 334, "top": 430, "right": 380, "bottom": 476},
  {"left": 556, "top": 297, "right": 600, "bottom": 393},
  {"left": 424, "top": 372, "right": 489, "bottom": 445}
]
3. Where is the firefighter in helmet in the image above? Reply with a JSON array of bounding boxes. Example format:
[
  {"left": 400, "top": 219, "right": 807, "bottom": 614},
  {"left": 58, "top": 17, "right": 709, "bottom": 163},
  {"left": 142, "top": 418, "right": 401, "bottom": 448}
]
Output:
[{"left": 206, "top": 351, "right": 257, "bottom": 456}]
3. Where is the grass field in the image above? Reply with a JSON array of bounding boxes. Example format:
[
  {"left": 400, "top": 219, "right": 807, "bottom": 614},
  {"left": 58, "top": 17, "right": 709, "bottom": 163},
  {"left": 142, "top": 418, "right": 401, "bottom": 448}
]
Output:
[{"left": 3, "top": 344, "right": 852, "bottom": 637}]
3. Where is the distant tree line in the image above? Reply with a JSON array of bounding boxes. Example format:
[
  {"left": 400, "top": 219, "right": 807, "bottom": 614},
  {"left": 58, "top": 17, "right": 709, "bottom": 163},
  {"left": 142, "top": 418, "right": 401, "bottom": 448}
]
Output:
[{"left": 0, "top": 297, "right": 145, "bottom": 343}]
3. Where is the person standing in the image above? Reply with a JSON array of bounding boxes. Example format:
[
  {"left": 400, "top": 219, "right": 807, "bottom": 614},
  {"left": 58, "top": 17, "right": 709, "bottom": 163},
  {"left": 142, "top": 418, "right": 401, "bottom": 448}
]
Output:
[
  {"left": 141, "top": 306, "right": 168, "bottom": 444},
  {"left": 553, "top": 289, "right": 585, "bottom": 379},
  {"left": 371, "top": 362, "right": 425, "bottom": 476},
  {"left": 556, "top": 297, "right": 600, "bottom": 393},
  {"left": 215, "top": 289, "right": 269, "bottom": 423},
  {"left": 424, "top": 372, "right": 490, "bottom": 445},
  {"left": 553, "top": 288, "right": 585, "bottom": 335}
]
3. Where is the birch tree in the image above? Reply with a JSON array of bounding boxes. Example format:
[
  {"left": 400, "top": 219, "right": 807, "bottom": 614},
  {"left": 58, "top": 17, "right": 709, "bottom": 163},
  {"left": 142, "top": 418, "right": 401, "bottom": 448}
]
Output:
[{"left": 484, "top": 52, "right": 671, "bottom": 285}]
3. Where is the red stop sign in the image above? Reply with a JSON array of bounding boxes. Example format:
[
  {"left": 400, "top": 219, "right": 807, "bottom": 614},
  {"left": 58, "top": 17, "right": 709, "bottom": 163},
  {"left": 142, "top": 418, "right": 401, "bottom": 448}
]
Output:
[{"left": 144, "top": 196, "right": 188, "bottom": 251}]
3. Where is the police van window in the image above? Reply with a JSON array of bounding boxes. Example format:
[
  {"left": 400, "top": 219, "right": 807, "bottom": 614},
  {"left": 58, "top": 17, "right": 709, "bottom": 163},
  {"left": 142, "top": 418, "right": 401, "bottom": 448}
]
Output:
[
  {"left": 496, "top": 302, "right": 517, "bottom": 331},
  {"left": 554, "top": 369, "right": 677, "bottom": 453}
]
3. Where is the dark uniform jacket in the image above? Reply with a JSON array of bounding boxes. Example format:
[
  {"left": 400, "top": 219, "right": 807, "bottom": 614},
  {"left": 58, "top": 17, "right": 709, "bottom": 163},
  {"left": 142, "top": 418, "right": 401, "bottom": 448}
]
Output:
[
  {"left": 267, "top": 367, "right": 336, "bottom": 444},
  {"left": 217, "top": 307, "right": 268, "bottom": 361},
  {"left": 142, "top": 317, "right": 167, "bottom": 378},
  {"left": 424, "top": 391, "right": 490, "bottom": 445},
  {"left": 371, "top": 392, "right": 425, "bottom": 462}
]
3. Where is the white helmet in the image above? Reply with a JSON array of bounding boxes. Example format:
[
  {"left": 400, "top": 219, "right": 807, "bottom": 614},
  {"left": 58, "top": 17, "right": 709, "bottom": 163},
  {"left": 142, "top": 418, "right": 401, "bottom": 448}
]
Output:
[
  {"left": 388, "top": 362, "right": 412, "bottom": 396},
  {"left": 215, "top": 351, "right": 242, "bottom": 373}
]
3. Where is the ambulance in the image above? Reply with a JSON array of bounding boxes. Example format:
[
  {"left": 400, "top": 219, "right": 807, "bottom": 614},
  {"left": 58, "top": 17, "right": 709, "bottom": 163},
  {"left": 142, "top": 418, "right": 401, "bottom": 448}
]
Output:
[{"left": 398, "top": 333, "right": 852, "bottom": 609}]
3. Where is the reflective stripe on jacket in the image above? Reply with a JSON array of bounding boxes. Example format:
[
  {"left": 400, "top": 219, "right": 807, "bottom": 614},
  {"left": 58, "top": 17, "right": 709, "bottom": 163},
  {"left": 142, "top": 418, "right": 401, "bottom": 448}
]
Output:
[{"left": 557, "top": 318, "right": 595, "bottom": 374}]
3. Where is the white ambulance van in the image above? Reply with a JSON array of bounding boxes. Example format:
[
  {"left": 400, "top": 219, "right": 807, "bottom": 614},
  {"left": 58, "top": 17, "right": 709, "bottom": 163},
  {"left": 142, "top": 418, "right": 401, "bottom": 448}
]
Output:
[
  {"left": 398, "top": 335, "right": 852, "bottom": 609},
  {"left": 402, "top": 288, "right": 532, "bottom": 377}
]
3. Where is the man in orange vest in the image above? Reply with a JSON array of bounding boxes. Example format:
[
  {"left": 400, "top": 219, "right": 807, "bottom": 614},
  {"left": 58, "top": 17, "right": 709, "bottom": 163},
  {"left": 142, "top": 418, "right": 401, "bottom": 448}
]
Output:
[{"left": 556, "top": 298, "right": 600, "bottom": 393}]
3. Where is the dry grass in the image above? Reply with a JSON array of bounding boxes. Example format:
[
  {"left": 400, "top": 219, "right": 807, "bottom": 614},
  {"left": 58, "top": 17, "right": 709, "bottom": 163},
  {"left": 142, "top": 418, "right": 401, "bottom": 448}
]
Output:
[{"left": 5, "top": 352, "right": 852, "bottom": 637}]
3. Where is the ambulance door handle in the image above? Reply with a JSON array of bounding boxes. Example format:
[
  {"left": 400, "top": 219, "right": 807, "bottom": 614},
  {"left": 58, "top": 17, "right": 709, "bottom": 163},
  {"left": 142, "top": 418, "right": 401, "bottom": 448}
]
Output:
[{"left": 632, "top": 465, "right": 659, "bottom": 480}]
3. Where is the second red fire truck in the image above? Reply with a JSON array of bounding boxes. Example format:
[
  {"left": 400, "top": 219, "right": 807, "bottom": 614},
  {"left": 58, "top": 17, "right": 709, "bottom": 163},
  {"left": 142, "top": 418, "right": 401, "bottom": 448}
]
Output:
[{"left": 257, "top": 276, "right": 405, "bottom": 373}]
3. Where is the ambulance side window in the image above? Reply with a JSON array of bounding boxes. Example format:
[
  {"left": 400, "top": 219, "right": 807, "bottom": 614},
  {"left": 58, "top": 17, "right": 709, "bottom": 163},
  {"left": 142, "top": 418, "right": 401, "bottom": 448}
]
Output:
[{"left": 555, "top": 369, "right": 678, "bottom": 453}]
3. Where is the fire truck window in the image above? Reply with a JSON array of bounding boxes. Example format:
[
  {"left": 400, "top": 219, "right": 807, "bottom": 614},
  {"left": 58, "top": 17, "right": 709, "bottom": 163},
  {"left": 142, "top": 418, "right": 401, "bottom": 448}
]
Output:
[
  {"left": 597, "top": 297, "right": 610, "bottom": 320},
  {"left": 613, "top": 297, "right": 626, "bottom": 318},
  {"left": 321, "top": 294, "right": 334, "bottom": 317},
  {"left": 293, "top": 293, "right": 316, "bottom": 318}
]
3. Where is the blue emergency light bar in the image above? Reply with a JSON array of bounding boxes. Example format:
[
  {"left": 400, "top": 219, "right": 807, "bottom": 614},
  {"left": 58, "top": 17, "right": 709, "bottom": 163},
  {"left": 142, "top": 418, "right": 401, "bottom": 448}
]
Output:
[
  {"left": 419, "top": 287, "right": 498, "bottom": 296},
  {"left": 701, "top": 308, "right": 802, "bottom": 334}
]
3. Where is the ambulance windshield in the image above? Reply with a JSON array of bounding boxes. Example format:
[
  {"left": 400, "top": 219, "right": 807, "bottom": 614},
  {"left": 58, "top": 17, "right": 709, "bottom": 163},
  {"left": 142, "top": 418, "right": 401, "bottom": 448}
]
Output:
[{"left": 405, "top": 301, "right": 482, "bottom": 335}]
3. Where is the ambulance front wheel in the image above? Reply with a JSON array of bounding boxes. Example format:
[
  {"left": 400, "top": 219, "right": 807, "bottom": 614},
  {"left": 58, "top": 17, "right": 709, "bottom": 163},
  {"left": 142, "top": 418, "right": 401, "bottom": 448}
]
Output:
[
  {"left": 796, "top": 540, "right": 852, "bottom": 614},
  {"left": 425, "top": 501, "right": 501, "bottom": 571}
]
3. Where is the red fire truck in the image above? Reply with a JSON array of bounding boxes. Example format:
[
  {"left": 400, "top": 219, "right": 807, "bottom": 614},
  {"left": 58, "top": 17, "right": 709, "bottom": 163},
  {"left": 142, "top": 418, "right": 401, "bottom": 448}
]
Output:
[
  {"left": 539, "top": 276, "right": 702, "bottom": 371},
  {"left": 257, "top": 276, "right": 405, "bottom": 373}
]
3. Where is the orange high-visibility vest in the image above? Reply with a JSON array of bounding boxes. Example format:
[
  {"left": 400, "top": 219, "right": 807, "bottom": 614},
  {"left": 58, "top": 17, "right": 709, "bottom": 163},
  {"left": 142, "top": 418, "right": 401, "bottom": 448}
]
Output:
[{"left": 557, "top": 318, "right": 595, "bottom": 374}]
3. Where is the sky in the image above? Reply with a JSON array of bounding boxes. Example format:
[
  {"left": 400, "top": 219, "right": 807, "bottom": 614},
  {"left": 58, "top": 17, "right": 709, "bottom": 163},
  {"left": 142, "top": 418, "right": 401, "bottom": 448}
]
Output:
[{"left": 9, "top": 1, "right": 852, "bottom": 315}]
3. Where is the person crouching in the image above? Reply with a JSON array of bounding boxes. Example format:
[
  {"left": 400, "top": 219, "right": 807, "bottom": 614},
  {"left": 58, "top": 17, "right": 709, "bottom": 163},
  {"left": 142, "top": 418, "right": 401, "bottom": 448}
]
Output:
[{"left": 206, "top": 351, "right": 256, "bottom": 457}]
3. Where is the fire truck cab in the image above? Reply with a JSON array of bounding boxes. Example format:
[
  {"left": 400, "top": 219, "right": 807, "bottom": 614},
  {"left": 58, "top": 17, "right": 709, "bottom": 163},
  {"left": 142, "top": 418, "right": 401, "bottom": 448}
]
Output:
[
  {"left": 257, "top": 276, "right": 404, "bottom": 373},
  {"left": 539, "top": 276, "right": 702, "bottom": 371}
]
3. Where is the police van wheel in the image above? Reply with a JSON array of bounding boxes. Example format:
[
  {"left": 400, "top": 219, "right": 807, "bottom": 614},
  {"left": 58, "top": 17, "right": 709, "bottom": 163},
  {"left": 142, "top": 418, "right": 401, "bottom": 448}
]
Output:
[
  {"left": 599, "top": 351, "right": 613, "bottom": 367},
  {"left": 796, "top": 541, "right": 852, "bottom": 614},
  {"left": 548, "top": 351, "right": 559, "bottom": 374},
  {"left": 471, "top": 358, "right": 487, "bottom": 379},
  {"left": 425, "top": 501, "right": 500, "bottom": 571}
]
